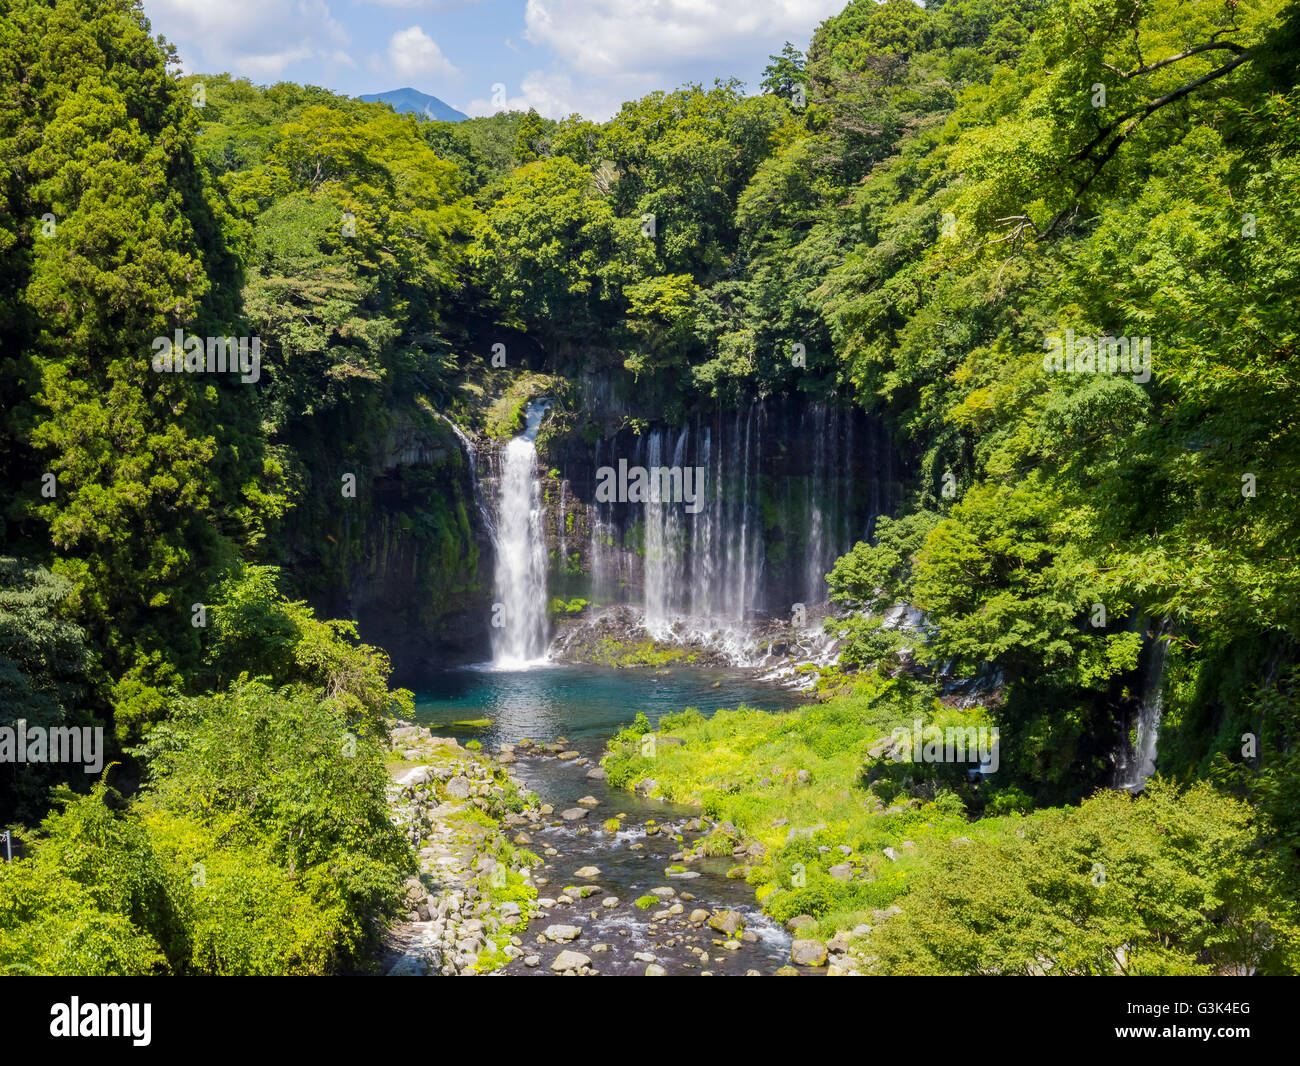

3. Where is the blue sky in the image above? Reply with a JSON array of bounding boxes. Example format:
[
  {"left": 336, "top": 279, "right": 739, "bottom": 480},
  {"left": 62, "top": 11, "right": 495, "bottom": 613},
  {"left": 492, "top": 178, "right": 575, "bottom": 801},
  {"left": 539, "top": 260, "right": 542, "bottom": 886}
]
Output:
[{"left": 141, "top": 0, "right": 849, "bottom": 121}]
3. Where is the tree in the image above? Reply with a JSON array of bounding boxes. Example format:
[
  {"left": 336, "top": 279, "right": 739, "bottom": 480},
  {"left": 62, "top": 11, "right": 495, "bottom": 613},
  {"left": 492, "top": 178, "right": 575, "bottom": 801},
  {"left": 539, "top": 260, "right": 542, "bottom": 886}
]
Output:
[
  {"left": 0, "top": 558, "right": 95, "bottom": 820},
  {"left": 761, "top": 42, "right": 806, "bottom": 101},
  {"left": 469, "top": 156, "right": 632, "bottom": 343},
  {"left": 868, "top": 782, "right": 1298, "bottom": 975}
]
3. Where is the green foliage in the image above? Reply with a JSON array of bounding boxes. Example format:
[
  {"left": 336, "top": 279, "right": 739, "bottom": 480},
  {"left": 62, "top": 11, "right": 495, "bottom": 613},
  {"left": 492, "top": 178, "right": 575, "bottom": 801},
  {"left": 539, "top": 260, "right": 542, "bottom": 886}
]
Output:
[
  {"left": 134, "top": 680, "right": 411, "bottom": 973},
  {"left": 469, "top": 156, "right": 633, "bottom": 343},
  {"left": 0, "top": 0, "right": 284, "bottom": 690},
  {"left": 0, "top": 781, "right": 177, "bottom": 975},
  {"left": 204, "top": 565, "right": 412, "bottom": 737},
  {"left": 548, "top": 596, "right": 589, "bottom": 617},
  {"left": 4, "top": 0, "right": 1300, "bottom": 978},
  {"left": 513, "top": 109, "right": 554, "bottom": 164},
  {"left": 0, "top": 557, "right": 96, "bottom": 818},
  {"left": 868, "top": 782, "right": 1298, "bottom": 975},
  {"left": 761, "top": 42, "right": 807, "bottom": 101}
]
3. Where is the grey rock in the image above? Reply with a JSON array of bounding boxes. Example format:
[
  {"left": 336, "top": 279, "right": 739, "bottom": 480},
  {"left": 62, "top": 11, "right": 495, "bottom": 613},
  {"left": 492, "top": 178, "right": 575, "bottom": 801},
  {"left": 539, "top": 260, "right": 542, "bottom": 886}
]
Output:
[
  {"left": 791, "top": 939, "right": 828, "bottom": 967},
  {"left": 707, "top": 910, "right": 745, "bottom": 936},
  {"left": 551, "top": 950, "right": 590, "bottom": 972}
]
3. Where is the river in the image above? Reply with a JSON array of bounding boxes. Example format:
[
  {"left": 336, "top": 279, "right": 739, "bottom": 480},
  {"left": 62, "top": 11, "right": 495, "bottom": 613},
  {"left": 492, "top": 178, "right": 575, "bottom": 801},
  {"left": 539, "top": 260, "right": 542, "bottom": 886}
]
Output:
[{"left": 414, "top": 664, "right": 811, "bottom": 975}]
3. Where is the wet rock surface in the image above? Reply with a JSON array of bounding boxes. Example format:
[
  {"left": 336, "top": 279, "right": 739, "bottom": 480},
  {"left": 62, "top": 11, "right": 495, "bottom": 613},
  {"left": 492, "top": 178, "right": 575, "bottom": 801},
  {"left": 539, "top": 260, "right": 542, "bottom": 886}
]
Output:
[
  {"left": 496, "top": 735, "right": 857, "bottom": 976},
  {"left": 382, "top": 726, "right": 859, "bottom": 975},
  {"left": 380, "top": 724, "right": 539, "bottom": 977}
]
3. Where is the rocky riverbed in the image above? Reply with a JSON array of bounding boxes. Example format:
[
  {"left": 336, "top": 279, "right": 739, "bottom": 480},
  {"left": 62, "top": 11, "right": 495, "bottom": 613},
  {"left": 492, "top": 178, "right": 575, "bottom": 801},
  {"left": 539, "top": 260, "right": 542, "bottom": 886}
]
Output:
[
  {"left": 380, "top": 723, "right": 875, "bottom": 976},
  {"left": 547, "top": 604, "right": 844, "bottom": 681}
]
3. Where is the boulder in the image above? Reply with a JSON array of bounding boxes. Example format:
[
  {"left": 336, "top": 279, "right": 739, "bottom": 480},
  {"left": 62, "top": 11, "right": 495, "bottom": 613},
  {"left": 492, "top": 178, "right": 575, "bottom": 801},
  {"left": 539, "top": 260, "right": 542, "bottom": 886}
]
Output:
[
  {"left": 707, "top": 910, "right": 745, "bottom": 936},
  {"left": 791, "top": 939, "right": 828, "bottom": 967},
  {"left": 395, "top": 766, "right": 431, "bottom": 787},
  {"left": 550, "top": 950, "right": 590, "bottom": 972}
]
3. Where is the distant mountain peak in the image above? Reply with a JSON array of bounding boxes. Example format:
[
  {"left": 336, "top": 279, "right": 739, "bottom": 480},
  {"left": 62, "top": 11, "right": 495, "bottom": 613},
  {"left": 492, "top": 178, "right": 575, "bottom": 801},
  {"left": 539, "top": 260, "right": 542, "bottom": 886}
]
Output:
[{"left": 359, "top": 87, "right": 467, "bottom": 123}]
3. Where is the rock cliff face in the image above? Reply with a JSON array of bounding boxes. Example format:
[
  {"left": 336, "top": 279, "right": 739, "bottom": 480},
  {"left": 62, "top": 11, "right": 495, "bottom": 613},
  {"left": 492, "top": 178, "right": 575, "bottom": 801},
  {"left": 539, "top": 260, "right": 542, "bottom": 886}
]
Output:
[
  {"left": 289, "top": 376, "right": 903, "bottom": 680},
  {"left": 283, "top": 405, "right": 495, "bottom": 683},
  {"left": 532, "top": 391, "right": 901, "bottom": 623}
]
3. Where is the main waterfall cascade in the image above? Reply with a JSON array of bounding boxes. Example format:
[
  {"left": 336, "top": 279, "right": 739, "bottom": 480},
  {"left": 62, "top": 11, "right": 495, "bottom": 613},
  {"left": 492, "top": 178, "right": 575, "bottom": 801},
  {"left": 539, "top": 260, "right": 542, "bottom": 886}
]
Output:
[
  {"left": 489, "top": 400, "right": 552, "bottom": 666},
  {"left": 456, "top": 394, "right": 898, "bottom": 671}
]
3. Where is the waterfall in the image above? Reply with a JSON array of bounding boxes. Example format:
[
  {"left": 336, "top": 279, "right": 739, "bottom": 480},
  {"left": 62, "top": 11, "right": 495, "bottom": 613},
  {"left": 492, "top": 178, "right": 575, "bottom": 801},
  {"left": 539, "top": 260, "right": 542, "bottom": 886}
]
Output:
[
  {"left": 557, "top": 478, "right": 567, "bottom": 584},
  {"left": 644, "top": 429, "right": 667, "bottom": 625},
  {"left": 1116, "top": 623, "right": 1172, "bottom": 791},
  {"left": 735, "top": 404, "right": 757, "bottom": 622},
  {"left": 627, "top": 399, "right": 880, "bottom": 637},
  {"left": 643, "top": 425, "right": 691, "bottom": 627},
  {"left": 590, "top": 439, "right": 606, "bottom": 604},
  {"left": 491, "top": 400, "right": 551, "bottom": 667},
  {"left": 804, "top": 403, "right": 832, "bottom": 606},
  {"left": 634, "top": 403, "right": 767, "bottom": 652},
  {"left": 691, "top": 422, "right": 714, "bottom": 618},
  {"left": 558, "top": 395, "right": 895, "bottom": 672}
]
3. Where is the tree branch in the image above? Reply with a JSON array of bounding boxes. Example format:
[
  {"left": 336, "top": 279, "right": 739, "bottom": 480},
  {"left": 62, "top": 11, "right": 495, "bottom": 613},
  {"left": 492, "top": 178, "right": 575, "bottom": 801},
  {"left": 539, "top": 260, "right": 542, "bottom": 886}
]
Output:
[
  {"left": 1100, "top": 40, "right": 1246, "bottom": 80},
  {"left": 1037, "top": 46, "right": 1257, "bottom": 241}
]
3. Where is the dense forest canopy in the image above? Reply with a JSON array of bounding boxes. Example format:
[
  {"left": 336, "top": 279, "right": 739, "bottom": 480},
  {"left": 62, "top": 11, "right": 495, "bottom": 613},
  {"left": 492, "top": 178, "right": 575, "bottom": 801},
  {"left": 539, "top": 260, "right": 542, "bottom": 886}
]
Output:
[{"left": 1, "top": 0, "right": 1298, "bottom": 974}]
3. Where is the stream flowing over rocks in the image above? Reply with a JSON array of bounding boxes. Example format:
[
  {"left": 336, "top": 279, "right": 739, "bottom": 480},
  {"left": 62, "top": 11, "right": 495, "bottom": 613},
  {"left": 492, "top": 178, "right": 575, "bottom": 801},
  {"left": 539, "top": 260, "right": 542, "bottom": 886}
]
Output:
[{"left": 380, "top": 721, "right": 874, "bottom": 976}]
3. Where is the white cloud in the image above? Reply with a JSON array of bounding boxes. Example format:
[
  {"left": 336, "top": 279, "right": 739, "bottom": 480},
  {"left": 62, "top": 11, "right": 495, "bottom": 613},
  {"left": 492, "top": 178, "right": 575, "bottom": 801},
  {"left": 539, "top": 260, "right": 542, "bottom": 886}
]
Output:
[
  {"left": 358, "top": 0, "right": 480, "bottom": 7},
  {"left": 386, "top": 26, "right": 459, "bottom": 79},
  {"left": 523, "top": 0, "right": 842, "bottom": 78},
  {"left": 462, "top": 69, "right": 626, "bottom": 121},
  {"left": 145, "top": 0, "right": 351, "bottom": 79}
]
